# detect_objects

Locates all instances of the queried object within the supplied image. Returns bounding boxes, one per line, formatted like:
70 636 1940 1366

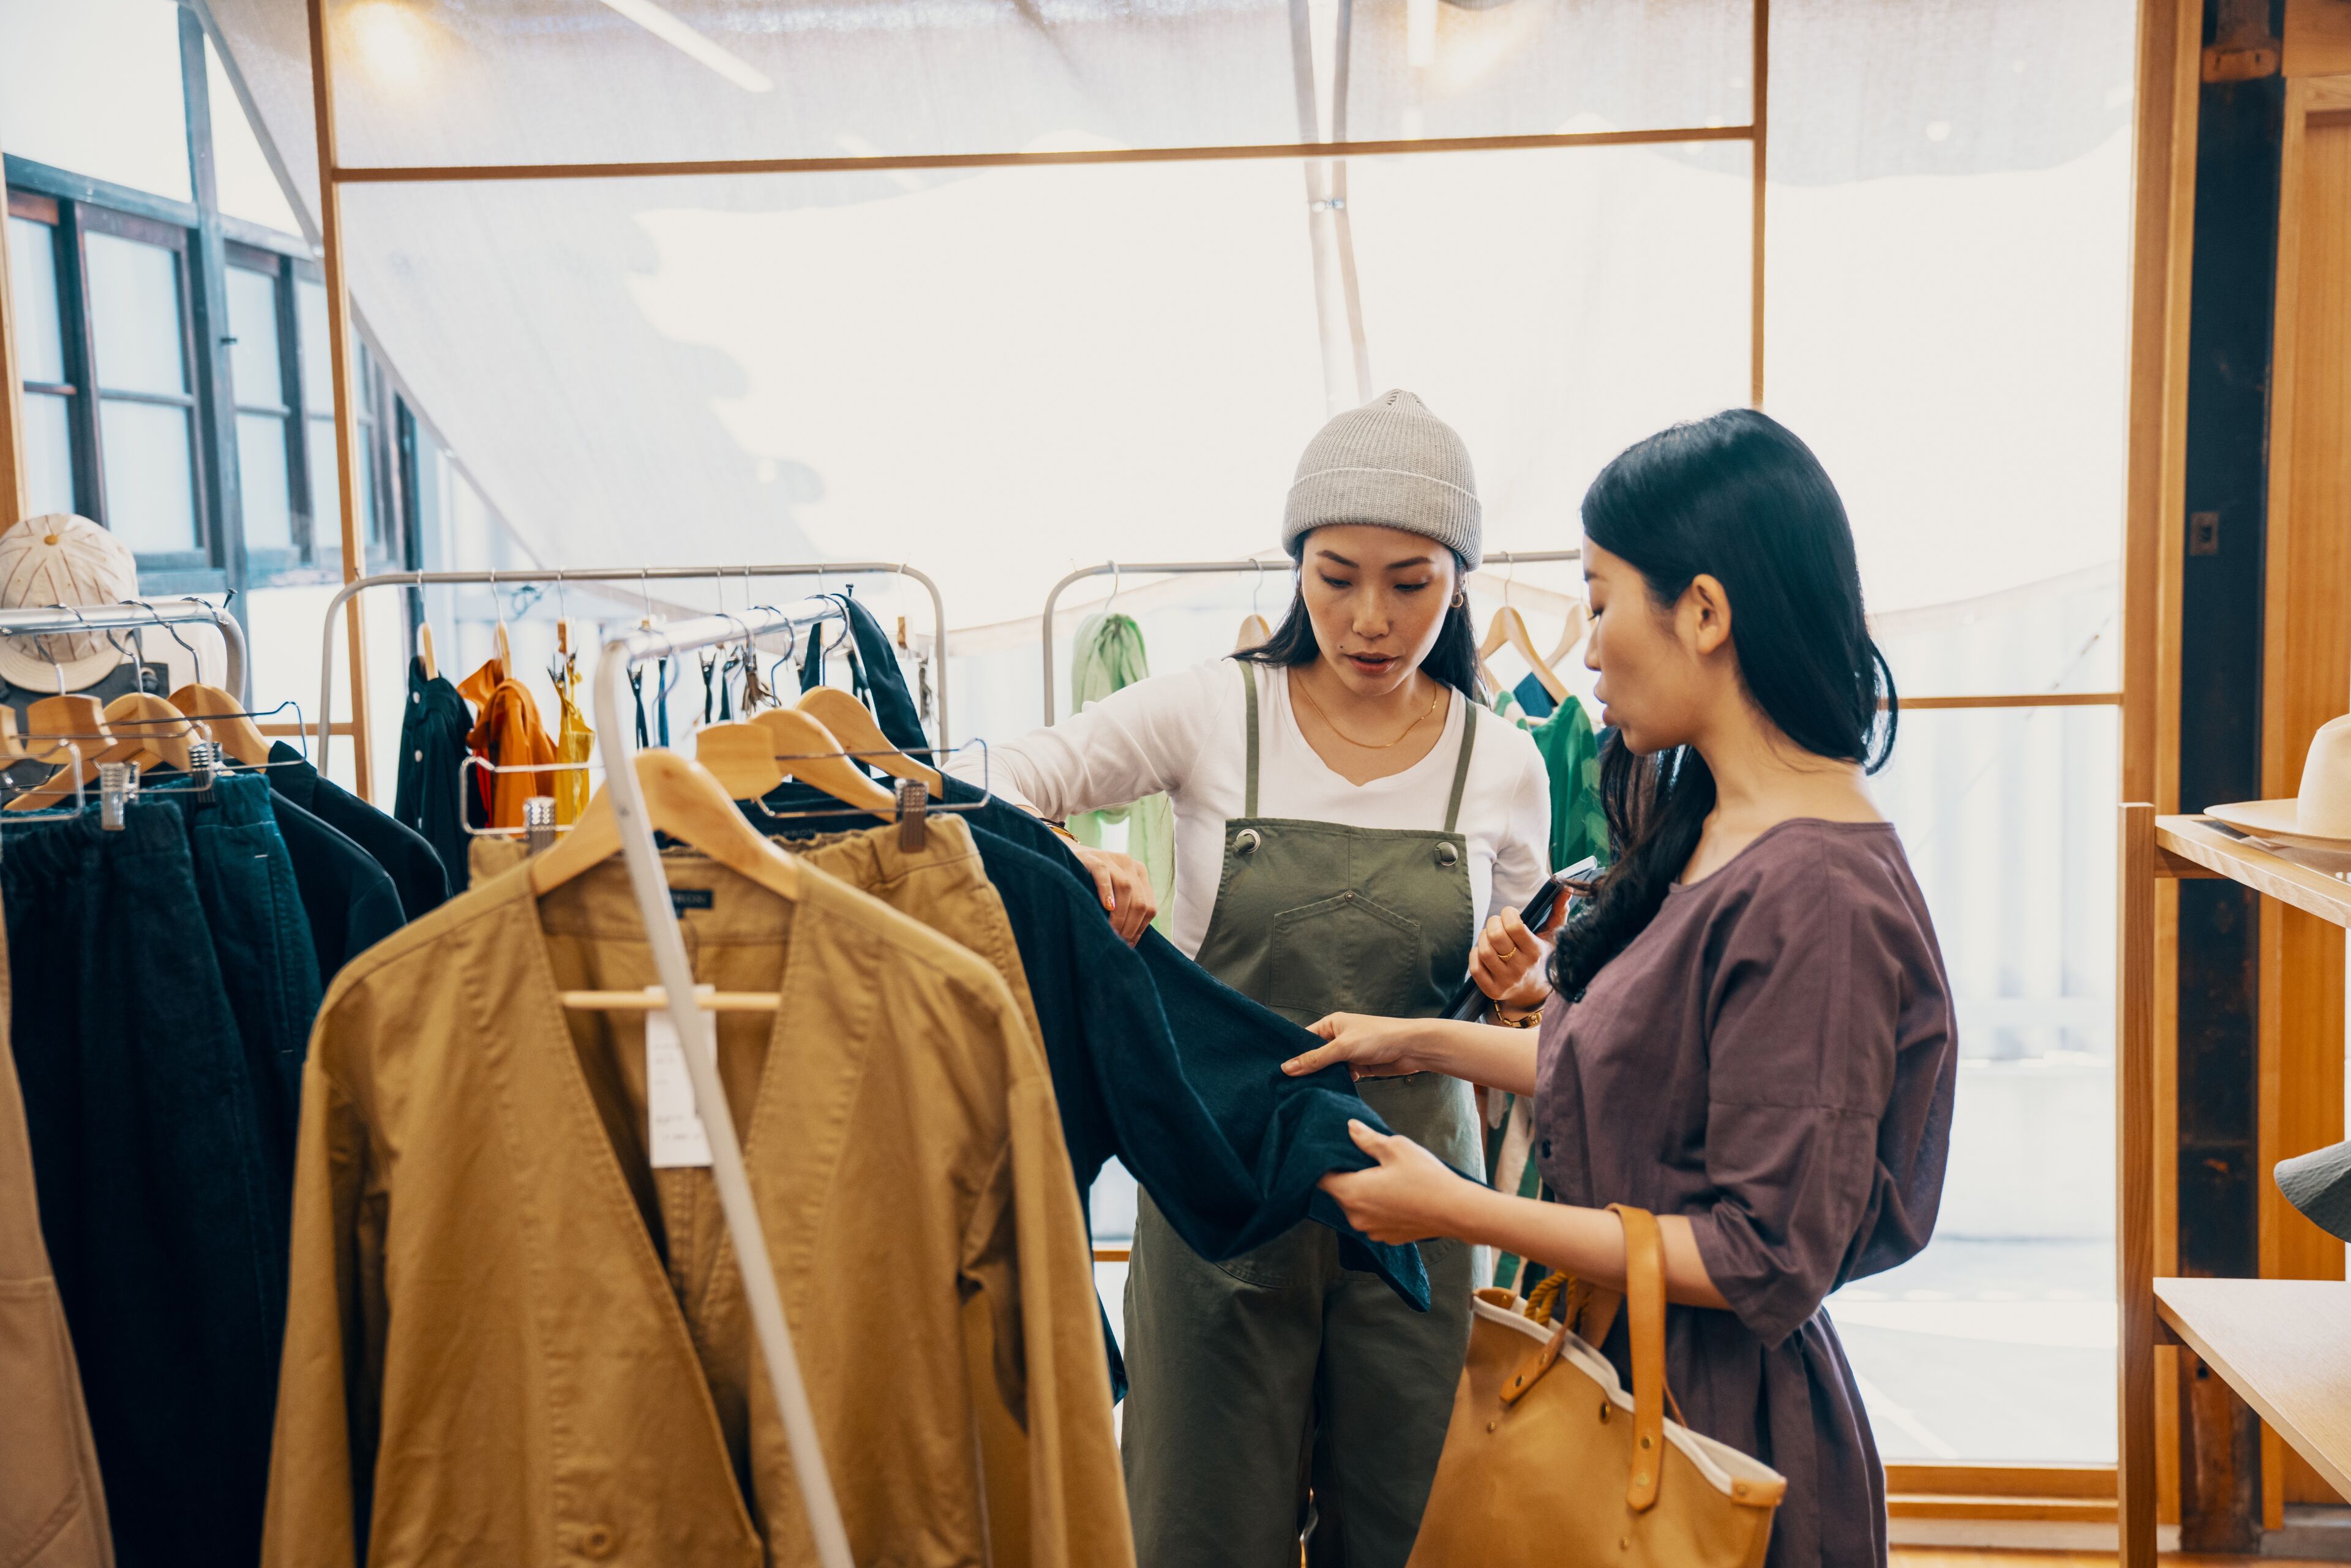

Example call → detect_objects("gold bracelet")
1490 1001 1544 1029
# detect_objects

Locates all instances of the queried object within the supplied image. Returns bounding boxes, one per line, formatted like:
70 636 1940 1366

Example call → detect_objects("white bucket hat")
0 515 141 692
2207 713 2351 850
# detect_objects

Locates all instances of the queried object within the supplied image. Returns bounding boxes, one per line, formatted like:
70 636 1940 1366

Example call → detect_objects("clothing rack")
0 598 249 701
586 596 860 1568
1038 549 1583 721
313 562 953 780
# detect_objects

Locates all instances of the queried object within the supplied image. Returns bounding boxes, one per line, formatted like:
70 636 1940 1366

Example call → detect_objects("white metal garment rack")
0 598 250 702
589 597 860 1568
312 562 954 774
1038 549 1583 721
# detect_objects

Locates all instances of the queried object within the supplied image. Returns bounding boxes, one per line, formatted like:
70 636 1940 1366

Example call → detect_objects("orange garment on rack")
456 658 557 830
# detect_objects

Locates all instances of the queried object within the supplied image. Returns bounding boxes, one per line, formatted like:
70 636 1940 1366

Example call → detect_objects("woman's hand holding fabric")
1283 1012 1437 1081
1317 1120 1475 1244
1070 844 1157 943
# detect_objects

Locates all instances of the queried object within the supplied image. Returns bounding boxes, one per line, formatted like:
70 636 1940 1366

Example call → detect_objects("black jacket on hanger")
268 788 405 985
266 741 449 920
392 655 474 893
756 787 1431 1296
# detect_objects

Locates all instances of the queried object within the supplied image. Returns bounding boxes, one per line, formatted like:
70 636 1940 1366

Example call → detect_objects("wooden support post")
306 0 375 800
1749 0 1768 408
2257 67 2351 1521
2119 803 2160 1568
0 128 24 529
2122 0 2204 1528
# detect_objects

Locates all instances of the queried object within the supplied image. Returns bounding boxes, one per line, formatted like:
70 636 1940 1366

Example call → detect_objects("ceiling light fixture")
594 0 773 93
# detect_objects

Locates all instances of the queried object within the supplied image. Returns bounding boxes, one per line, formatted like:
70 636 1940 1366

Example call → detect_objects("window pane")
99 399 200 553
237 412 294 550
7 217 66 385
1832 702 2120 1463
307 415 372 542
20 392 75 517
84 231 188 396
225 265 286 409
297 277 333 415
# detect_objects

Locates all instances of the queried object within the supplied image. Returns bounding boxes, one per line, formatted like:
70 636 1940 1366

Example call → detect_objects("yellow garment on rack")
261 842 1125 1568
457 657 558 830
463 816 1127 1568
551 658 593 825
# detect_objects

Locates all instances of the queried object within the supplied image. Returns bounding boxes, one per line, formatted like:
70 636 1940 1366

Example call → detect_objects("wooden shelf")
2154 814 2351 928
2153 1277 2351 1502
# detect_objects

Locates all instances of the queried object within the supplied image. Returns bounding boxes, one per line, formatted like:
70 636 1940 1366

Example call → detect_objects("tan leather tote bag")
1406 1204 1787 1568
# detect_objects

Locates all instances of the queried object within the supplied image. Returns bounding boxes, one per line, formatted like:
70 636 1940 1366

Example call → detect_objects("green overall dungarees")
1123 662 1482 1568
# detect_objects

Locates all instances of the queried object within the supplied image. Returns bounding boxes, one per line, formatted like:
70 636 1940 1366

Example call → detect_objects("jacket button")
577 1524 618 1559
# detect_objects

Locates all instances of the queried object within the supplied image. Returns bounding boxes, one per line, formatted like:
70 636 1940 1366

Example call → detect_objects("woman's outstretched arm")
1319 1120 1733 1311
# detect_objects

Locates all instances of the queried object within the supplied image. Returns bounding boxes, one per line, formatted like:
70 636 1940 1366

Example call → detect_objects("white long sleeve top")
956 658 1552 961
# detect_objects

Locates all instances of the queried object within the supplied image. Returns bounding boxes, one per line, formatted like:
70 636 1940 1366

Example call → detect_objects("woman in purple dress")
1284 408 1957 1568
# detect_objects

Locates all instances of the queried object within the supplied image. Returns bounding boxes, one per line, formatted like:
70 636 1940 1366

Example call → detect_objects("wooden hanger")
695 722 783 801
2 692 110 809
1234 612 1273 653
532 750 799 1013
748 708 899 813
1544 600 1591 670
417 618 438 682
168 683 274 768
795 685 942 794
1477 604 1570 705
493 616 514 678
6 693 196 812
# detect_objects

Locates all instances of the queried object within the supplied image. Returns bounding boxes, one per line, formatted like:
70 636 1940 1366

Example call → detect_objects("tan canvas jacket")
0 920 114 1568
262 840 1122 1567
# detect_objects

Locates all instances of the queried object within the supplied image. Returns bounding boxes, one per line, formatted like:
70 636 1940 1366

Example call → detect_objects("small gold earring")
1451 591 1466 609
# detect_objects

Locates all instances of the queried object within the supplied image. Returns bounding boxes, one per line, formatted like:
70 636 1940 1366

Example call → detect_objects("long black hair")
1237 549 1485 701
1551 408 1895 997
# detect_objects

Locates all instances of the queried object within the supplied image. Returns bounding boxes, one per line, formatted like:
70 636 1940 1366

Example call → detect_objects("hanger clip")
895 777 929 852
99 760 140 831
525 795 558 856
186 738 217 792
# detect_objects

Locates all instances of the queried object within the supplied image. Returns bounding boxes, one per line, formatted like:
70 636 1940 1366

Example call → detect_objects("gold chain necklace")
1291 670 1444 751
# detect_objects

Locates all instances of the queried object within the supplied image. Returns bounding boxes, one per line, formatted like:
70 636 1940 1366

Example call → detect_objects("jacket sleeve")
261 1054 385 1568
943 660 1227 820
958 985 1131 1568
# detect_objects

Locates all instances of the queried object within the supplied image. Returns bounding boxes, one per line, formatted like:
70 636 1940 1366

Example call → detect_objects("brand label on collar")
668 887 714 914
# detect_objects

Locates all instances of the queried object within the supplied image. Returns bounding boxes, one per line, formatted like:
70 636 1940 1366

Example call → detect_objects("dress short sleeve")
1683 841 1951 1348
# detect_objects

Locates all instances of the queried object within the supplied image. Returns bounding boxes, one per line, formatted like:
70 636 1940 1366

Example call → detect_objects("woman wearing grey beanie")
969 390 1553 1568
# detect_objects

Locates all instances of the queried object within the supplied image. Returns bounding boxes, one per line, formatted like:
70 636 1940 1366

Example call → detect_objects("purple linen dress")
1534 820 1957 1568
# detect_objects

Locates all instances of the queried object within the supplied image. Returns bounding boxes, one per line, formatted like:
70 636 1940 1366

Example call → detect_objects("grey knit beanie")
1282 389 1482 569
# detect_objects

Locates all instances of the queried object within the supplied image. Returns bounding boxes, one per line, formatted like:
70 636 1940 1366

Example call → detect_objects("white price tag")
645 986 714 1169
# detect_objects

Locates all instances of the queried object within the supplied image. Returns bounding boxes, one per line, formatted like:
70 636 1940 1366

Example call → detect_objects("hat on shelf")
2276 1138 2351 1244
2205 713 2351 850
0 514 141 693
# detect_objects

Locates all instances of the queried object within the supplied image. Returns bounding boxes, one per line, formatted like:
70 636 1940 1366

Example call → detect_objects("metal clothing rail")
0 598 248 701
1038 549 1583 721
313 562 951 775
590 597 857 1568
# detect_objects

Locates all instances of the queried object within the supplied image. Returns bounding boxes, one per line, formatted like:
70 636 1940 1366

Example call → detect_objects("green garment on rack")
1067 612 1176 933
1490 687 1608 874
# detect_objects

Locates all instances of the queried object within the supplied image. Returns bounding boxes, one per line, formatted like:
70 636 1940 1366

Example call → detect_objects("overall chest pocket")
1268 890 1424 1021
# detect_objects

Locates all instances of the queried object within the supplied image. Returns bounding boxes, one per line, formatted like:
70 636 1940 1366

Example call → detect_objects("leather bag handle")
1610 1202 1668 1513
